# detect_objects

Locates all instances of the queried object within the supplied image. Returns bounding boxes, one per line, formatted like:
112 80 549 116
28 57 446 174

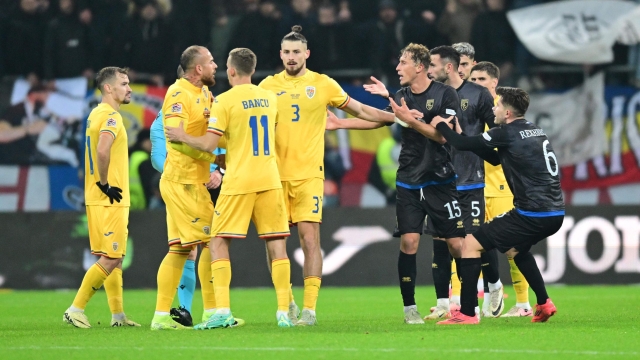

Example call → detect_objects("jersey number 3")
249 115 270 156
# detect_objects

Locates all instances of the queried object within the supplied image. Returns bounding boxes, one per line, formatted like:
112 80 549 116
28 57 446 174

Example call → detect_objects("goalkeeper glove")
96 182 123 204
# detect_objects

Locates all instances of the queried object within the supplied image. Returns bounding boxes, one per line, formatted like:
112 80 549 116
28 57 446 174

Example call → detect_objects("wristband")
218 168 226 175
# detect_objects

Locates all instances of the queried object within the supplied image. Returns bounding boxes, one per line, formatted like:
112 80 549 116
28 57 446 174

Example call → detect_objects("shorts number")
292 104 300 122
444 200 461 219
543 140 558 176
86 136 94 175
249 115 270 156
312 196 320 213
471 201 480 217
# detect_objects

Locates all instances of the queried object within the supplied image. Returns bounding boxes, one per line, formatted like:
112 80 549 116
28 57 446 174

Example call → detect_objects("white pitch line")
2 346 638 356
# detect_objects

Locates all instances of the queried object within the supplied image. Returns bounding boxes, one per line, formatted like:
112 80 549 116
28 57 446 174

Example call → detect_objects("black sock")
458 258 482 317
481 249 500 284
432 240 452 299
514 251 549 305
398 251 417 306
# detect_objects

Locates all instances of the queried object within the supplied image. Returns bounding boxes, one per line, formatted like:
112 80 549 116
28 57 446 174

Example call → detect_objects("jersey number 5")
249 115 270 156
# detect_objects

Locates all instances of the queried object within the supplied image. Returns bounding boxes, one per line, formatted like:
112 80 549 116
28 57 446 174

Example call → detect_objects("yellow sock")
104 267 123 314
155 246 189 312
450 260 461 297
211 259 231 309
289 284 295 304
72 262 110 310
508 257 530 304
272 259 291 312
198 245 216 309
302 276 321 311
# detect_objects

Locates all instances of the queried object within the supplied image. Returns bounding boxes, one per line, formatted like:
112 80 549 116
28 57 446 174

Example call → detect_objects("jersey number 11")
249 115 270 156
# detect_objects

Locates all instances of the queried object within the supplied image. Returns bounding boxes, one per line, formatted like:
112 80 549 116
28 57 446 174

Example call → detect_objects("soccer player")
165 48 295 328
63 67 140 328
148 65 229 326
424 46 504 319
326 43 467 324
150 46 225 330
259 26 405 325
470 61 533 317
423 87 563 325
452 42 477 82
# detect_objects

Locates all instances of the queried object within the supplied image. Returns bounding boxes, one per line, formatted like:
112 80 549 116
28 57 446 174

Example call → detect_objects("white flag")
527 72 606 166
507 0 638 64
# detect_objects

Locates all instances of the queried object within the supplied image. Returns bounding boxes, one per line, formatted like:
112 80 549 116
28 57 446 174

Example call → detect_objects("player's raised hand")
325 109 341 130
363 76 390 98
165 121 186 142
389 97 415 128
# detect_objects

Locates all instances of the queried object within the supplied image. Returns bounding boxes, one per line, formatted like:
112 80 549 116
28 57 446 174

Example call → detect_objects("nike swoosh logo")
492 297 503 317
104 232 114 236
191 218 200 223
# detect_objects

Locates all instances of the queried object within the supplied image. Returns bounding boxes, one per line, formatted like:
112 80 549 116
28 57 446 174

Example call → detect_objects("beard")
202 73 216 87
432 72 448 83
285 63 304 76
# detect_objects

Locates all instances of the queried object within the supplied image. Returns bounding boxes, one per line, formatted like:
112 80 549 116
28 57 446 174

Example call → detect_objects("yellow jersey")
84 103 130 207
162 78 211 184
484 96 512 198
259 70 350 181
207 84 280 195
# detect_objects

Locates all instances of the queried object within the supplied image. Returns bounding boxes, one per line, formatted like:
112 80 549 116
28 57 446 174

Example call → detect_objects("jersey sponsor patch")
306 86 316 99
106 118 117 127
482 132 492 141
171 103 182 113
445 108 456 116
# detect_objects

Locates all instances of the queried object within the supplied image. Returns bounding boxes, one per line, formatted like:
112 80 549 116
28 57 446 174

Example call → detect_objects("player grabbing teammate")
259 26 402 325
424 46 504 319
166 48 295 328
327 43 468 324
151 46 233 330
427 87 563 324
63 67 140 328
469 61 533 316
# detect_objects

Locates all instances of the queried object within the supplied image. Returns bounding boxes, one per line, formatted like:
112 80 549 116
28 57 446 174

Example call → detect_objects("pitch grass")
1 286 639 360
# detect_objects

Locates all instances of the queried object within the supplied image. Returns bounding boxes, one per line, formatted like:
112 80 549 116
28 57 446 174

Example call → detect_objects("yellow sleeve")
258 76 273 89
98 112 122 139
325 76 350 109
170 142 217 163
218 135 227 149
207 97 228 136
163 91 190 127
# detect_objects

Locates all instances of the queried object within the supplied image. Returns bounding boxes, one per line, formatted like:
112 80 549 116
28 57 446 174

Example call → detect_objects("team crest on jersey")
203 107 210 119
171 103 182 113
203 226 210 235
426 99 434 110
461 99 469 111
112 242 118 251
106 118 117 127
306 86 316 99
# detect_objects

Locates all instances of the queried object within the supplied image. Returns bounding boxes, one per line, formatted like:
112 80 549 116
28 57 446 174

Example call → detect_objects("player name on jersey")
242 99 270 109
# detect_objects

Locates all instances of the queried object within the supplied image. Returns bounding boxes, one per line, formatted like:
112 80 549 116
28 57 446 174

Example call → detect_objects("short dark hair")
176 65 184 78
496 87 529 117
400 43 430 67
282 25 307 44
452 42 475 60
430 45 460 70
471 61 500 79
180 45 206 71
228 48 257 76
96 67 129 93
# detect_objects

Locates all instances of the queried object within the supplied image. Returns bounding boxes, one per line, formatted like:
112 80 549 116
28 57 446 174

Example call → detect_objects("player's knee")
446 237 463 258
299 232 319 250
400 234 420 254
505 248 519 259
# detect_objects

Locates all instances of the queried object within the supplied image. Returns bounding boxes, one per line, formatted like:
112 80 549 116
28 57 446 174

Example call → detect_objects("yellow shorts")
161 178 213 247
282 178 323 224
86 205 129 258
212 188 290 239
485 196 514 222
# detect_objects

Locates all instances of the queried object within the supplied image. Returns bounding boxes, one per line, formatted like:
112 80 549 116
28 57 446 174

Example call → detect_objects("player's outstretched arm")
169 142 217 163
165 120 220 153
363 76 390 99
325 109 386 130
342 98 395 123
432 118 500 166
389 97 445 144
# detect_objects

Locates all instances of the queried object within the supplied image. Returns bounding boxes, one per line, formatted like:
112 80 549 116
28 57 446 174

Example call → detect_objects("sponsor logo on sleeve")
106 118 117 127
171 103 182 113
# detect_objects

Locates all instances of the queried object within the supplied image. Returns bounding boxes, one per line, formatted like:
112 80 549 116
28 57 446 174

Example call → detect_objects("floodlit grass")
1 286 639 359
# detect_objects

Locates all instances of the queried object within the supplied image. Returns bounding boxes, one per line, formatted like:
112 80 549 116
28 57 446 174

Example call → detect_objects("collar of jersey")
177 78 203 94
281 69 310 83
98 102 117 113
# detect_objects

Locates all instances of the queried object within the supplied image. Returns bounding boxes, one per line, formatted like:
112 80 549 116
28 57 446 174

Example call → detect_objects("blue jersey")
150 110 224 173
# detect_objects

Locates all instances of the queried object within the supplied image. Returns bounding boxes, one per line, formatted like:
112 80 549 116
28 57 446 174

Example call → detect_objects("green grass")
1 285 639 359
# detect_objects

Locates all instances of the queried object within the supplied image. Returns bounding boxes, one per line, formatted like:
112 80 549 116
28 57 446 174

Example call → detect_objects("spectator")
0 85 49 164
129 129 154 210
306 1 354 71
2 0 46 83
43 0 94 80
169 0 211 58
470 0 516 81
228 0 280 71
112 0 172 86
278 0 317 37
437 0 483 44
